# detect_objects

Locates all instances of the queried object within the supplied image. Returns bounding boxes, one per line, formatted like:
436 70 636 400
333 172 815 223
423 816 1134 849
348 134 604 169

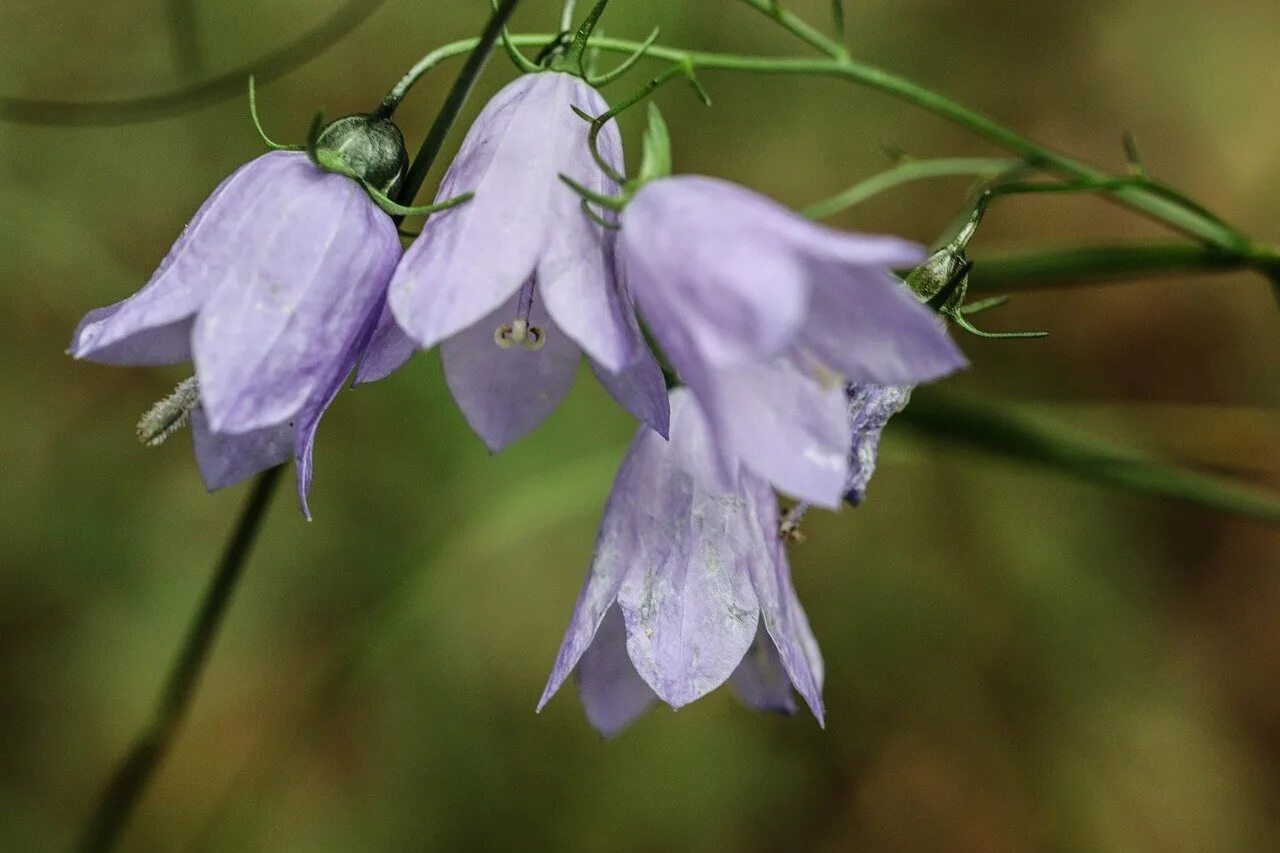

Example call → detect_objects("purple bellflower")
357 71 669 450
617 175 967 508
539 389 824 736
69 149 401 516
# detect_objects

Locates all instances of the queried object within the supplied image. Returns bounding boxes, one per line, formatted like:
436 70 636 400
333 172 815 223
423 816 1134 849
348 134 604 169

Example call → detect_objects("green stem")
0 0 391 126
393 0 524 208
966 243 1280 292
737 0 848 59
898 392 1280 526
383 33 1251 254
76 466 283 852
803 157 1023 219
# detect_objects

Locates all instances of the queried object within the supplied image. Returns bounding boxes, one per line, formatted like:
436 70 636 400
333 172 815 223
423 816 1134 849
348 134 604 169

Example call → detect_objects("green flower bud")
313 114 409 196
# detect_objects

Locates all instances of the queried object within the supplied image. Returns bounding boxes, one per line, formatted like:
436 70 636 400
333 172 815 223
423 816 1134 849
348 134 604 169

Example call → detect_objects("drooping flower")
843 382 913 505
539 389 824 736
69 145 402 516
357 71 669 449
617 175 967 508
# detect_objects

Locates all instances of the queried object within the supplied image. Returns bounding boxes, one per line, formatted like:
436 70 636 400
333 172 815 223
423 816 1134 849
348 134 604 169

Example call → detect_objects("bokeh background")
2 0 1279 849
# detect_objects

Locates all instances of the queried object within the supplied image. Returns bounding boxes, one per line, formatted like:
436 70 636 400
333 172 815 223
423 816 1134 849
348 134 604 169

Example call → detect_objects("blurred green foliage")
1 0 1278 850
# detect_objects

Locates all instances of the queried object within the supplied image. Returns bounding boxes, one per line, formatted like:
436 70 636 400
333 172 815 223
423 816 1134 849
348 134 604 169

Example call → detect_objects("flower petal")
539 412 683 710
389 73 603 350
194 154 399 434
575 605 658 737
615 390 762 708
292 295 387 519
190 407 293 492
844 382 913 505
728 625 797 716
440 284 581 452
69 153 278 365
354 303 420 384
623 176 809 369
802 265 967 385
742 474 825 725
698 356 852 508
539 89 637 373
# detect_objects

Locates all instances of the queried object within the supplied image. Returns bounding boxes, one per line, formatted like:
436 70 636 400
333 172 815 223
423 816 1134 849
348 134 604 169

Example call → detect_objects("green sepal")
589 27 661 87
365 187 474 219
558 174 626 211
638 103 673 184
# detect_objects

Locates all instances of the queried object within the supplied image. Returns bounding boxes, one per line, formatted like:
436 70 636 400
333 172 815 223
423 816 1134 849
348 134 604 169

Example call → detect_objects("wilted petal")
389 73 603 350
440 285 581 452
69 154 276 366
190 407 293 492
615 390 762 708
844 383 913 505
802 263 967 385
700 357 851 508
575 605 658 737
742 475 825 724
539 413 684 709
729 626 797 715
623 177 809 368
355 303 420 384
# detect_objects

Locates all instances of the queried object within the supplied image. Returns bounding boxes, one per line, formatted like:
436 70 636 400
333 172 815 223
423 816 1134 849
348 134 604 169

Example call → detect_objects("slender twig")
0 0 390 125
76 466 284 852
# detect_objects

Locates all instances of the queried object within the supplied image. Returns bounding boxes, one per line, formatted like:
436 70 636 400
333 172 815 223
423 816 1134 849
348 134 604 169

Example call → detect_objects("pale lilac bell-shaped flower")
618 175 968 508
539 389 825 736
69 150 400 515
358 72 669 450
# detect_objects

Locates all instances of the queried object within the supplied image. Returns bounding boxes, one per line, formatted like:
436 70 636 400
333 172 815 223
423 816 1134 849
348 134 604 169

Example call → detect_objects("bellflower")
358 71 669 450
618 175 967 508
69 149 401 515
539 389 824 736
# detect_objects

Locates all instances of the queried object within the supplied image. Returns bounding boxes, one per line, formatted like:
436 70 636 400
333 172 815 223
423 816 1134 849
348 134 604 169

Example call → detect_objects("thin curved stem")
803 157 1023 219
736 0 848 59
76 466 283 852
0 0 391 126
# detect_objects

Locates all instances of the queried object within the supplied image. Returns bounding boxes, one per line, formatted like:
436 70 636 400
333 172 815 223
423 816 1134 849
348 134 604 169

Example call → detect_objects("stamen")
493 281 547 351
779 503 810 543
137 377 199 447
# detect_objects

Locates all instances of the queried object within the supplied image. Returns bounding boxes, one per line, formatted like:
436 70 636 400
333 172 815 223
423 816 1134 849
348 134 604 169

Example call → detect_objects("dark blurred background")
2 1 1278 849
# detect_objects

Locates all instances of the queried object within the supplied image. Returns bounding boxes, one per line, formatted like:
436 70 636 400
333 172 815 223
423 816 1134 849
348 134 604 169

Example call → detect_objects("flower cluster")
71 68 964 733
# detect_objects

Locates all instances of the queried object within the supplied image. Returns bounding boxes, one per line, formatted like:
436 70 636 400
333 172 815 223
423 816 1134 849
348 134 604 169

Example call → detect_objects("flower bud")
313 114 409 195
